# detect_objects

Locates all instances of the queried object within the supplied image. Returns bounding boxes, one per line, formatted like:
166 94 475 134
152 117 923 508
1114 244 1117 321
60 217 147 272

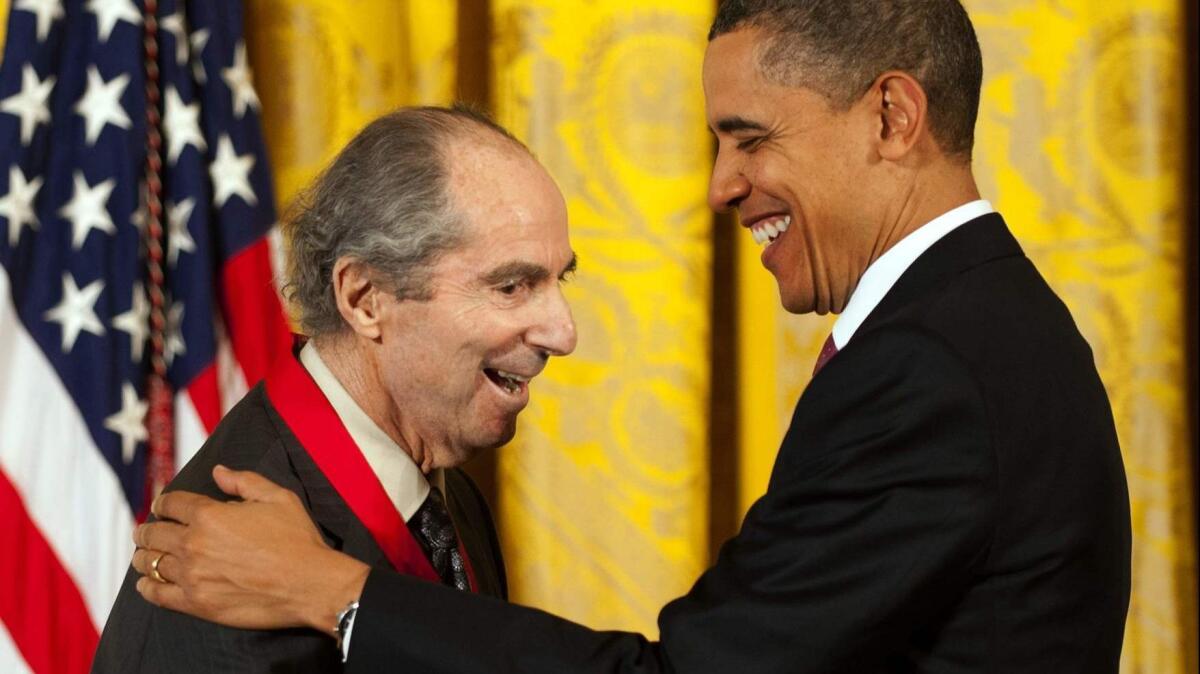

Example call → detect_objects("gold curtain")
964 1 1197 670
737 2 1196 671
244 0 457 211
490 0 714 634
740 2 1197 669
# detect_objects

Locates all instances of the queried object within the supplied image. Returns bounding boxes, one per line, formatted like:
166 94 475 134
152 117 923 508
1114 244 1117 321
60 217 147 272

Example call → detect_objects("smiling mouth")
747 214 791 246
483 368 529 396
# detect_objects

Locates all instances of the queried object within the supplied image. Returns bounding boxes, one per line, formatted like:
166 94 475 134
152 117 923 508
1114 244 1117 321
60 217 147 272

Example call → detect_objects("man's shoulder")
168 384 292 498
857 234 1091 382
92 385 345 673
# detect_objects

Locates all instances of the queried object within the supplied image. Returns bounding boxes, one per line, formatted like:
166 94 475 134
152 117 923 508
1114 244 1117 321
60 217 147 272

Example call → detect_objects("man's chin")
779 285 844 317
780 290 818 316
490 421 518 449
453 420 518 466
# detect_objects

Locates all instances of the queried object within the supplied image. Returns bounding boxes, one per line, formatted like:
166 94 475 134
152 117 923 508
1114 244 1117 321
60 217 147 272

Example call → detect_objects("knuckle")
190 586 210 609
180 532 204 558
192 500 212 521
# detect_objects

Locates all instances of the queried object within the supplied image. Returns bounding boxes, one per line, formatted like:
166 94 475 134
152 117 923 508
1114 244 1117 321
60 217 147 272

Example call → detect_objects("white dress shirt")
830 200 995 349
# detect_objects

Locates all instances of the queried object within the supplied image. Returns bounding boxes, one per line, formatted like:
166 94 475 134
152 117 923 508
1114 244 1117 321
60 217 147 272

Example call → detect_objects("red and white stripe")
0 234 289 673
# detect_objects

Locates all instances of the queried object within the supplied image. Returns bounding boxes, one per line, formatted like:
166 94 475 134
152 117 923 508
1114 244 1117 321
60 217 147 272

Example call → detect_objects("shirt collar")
831 199 995 349
299 342 433 521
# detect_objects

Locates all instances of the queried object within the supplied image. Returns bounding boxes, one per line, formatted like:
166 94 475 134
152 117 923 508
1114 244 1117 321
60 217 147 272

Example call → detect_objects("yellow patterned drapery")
490 0 714 635
243 0 456 212
738 2 1196 671
967 1 1196 671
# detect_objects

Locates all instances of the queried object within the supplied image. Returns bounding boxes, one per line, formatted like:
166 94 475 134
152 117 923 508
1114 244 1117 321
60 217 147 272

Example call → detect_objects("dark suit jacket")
343 214 1131 673
91 383 507 673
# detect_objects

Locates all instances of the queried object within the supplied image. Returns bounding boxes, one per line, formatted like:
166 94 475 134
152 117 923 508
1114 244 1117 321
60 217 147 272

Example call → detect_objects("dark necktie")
813 334 839 376
407 486 471 591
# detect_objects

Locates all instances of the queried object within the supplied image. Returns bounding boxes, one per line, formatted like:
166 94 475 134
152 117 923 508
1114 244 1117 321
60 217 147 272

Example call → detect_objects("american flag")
0 0 290 671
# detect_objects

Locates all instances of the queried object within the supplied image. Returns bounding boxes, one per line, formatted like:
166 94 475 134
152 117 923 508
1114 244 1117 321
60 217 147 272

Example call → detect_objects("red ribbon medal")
264 351 478 591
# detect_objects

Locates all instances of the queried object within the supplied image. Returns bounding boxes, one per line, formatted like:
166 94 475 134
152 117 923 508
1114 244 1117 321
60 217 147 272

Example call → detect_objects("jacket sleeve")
347 327 997 673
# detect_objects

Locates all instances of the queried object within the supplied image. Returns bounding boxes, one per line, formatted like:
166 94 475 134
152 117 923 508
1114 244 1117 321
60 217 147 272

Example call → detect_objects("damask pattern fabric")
491 0 715 636
736 1 1196 671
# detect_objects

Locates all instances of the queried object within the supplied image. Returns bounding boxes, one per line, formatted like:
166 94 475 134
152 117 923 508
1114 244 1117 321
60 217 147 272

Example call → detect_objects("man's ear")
331 257 384 340
871 71 927 161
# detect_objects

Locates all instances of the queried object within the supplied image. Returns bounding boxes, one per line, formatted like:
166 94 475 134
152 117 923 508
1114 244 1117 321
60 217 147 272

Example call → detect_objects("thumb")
212 464 290 503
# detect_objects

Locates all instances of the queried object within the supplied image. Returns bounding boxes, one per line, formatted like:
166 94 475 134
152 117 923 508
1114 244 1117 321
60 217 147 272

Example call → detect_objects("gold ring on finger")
150 552 168 583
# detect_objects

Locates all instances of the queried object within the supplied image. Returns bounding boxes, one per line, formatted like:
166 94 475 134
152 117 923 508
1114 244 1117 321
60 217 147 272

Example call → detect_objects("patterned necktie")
813 334 839 376
407 486 471 591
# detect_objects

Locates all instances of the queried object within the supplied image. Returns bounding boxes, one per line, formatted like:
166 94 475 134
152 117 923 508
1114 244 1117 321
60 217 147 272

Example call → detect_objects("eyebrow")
714 116 769 134
478 252 578 286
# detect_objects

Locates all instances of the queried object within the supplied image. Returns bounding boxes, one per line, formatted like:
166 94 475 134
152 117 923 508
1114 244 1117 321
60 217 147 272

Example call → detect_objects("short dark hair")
709 0 982 159
285 105 528 336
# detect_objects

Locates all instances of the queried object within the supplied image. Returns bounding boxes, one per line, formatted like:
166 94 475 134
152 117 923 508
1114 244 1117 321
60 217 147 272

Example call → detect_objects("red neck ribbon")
264 351 477 592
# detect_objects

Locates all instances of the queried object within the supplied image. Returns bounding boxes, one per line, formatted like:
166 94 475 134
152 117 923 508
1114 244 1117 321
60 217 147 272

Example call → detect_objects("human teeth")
749 215 791 247
489 369 528 394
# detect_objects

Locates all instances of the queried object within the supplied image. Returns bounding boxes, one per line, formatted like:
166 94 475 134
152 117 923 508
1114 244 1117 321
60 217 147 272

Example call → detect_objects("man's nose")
529 286 577 357
708 153 750 213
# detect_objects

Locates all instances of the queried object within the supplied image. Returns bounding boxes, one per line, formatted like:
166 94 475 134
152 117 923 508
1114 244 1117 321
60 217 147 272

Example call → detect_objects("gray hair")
709 0 983 159
284 105 525 336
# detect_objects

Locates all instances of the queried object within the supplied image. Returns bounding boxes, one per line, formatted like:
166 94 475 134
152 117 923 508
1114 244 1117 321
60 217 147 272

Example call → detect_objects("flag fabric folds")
0 1 289 671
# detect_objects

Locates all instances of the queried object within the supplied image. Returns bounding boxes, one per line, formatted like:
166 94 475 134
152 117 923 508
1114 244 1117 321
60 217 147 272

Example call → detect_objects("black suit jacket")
343 214 1131 673
91 384 507 673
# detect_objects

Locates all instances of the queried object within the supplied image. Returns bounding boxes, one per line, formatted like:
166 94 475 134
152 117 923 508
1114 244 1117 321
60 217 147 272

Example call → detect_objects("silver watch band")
334 600 360 662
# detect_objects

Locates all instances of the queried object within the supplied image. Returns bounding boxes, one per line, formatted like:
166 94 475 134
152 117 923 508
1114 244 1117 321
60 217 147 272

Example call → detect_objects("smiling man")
91 106 577 672
124 1 1130 672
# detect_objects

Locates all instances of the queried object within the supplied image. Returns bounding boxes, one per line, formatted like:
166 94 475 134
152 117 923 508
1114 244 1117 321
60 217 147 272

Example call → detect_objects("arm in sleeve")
347 328 997 674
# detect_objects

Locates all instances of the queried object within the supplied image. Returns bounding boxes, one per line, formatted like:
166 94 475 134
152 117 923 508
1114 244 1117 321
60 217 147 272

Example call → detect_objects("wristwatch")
334 600 359 661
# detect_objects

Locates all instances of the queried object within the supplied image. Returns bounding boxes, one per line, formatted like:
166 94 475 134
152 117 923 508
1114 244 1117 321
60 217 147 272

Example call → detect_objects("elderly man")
90 106 577 671
128 1 1131 672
